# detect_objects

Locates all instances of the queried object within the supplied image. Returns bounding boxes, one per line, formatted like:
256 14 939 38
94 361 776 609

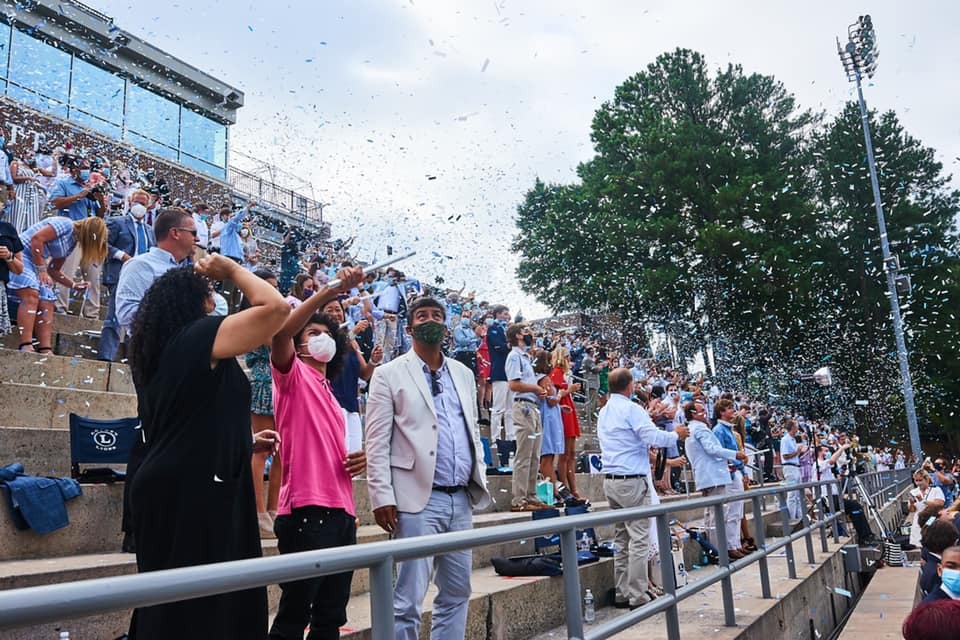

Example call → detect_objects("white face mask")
304 333 336 363
130 203 147 220
240 229 250 238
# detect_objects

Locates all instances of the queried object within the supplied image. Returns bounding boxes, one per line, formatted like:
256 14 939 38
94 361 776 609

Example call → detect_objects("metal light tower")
837 15 922 458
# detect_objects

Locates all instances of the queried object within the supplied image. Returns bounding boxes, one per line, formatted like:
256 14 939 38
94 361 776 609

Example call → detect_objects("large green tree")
515 48 822 375
514 48 960 442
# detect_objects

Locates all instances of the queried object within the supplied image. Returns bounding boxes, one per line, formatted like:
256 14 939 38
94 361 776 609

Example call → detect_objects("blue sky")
91 0 960 318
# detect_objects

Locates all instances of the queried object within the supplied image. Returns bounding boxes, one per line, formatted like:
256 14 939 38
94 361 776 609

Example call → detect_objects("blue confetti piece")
247 25 254 32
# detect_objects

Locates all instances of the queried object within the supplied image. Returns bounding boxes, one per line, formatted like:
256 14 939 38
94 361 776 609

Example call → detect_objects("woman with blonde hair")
8 216 107 352
549 347 587 505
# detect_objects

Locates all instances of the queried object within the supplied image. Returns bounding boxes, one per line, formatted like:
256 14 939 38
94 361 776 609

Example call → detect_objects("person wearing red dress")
476 315 493 410
550 348 586 502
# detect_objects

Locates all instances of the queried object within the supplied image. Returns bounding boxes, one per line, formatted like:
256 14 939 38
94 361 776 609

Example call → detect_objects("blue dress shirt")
48 177 99 221
115 247 184 332
417 355 473 487
219 205 251 260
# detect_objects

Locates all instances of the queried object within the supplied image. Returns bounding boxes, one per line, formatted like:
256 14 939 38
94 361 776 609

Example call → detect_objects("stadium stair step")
0 381 138 429
0 347 132 393
0 506 619 640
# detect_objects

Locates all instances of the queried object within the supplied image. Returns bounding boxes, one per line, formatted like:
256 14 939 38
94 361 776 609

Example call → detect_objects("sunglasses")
174 227 198 237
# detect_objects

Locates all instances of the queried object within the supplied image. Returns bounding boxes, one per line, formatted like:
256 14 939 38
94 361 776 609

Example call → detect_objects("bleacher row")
0 311 858 639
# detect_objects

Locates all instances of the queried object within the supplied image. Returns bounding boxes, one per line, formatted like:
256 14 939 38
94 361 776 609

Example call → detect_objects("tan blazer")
365 350 491 514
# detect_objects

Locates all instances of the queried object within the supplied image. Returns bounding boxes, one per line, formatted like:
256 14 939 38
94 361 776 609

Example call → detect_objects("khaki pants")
57 245 101 319
604 476 653 606
510 400 541 506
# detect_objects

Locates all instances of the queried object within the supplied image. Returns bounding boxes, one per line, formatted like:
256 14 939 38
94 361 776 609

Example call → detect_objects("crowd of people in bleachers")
4 132 959 637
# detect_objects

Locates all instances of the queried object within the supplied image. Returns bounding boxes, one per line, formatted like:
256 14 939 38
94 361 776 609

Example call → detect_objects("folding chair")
68 413 140 482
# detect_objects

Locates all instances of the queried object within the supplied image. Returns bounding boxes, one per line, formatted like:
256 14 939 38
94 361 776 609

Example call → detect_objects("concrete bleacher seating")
0 324 797 640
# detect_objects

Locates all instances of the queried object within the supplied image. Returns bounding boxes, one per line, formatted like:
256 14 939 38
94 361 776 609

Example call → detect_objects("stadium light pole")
837 15 921 459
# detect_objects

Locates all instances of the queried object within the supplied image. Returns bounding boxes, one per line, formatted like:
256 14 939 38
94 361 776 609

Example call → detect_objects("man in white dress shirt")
598 368 689 608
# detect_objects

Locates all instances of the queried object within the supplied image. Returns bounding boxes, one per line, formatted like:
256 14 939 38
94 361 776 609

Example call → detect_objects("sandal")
36 347 53 354
18 342 35 352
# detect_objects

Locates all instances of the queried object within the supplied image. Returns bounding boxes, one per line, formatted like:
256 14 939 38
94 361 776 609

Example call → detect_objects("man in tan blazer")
366 296 491 640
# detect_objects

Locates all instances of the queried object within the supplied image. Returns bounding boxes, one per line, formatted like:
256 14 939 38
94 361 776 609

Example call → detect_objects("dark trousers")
98 283 120 362
763 449 774 478
454 351 477 376
825 494 873 540
269 506 356 640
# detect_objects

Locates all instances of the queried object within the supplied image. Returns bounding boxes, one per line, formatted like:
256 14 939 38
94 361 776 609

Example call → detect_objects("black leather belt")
605 474 645 480
514 397 537 405
432 485 467 494
782 463 799 467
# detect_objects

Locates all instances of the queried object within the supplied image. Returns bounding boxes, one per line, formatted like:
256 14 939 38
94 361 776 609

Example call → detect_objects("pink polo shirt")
272 356 354 517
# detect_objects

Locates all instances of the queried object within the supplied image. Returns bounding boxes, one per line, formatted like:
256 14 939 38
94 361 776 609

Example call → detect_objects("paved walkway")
839 565 917 640
532 537 898 640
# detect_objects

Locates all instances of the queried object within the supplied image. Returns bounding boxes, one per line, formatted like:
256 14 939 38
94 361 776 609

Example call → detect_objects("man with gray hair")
598 368 689 608
683 400 747 551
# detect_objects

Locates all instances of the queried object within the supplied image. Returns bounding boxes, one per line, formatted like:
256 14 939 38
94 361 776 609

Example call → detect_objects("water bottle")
579 531 590 551
583 588 596 624
58 632 69 639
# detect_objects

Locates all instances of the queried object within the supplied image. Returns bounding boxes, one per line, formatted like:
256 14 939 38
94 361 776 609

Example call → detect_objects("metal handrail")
0 470 913 640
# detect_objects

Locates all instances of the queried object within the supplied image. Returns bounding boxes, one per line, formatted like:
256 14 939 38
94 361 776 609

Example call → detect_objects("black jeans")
824 494 873 540
269 506 357 640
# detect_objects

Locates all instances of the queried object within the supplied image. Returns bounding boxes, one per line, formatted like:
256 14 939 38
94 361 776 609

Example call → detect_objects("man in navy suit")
487 305 514 466
97 203 155 361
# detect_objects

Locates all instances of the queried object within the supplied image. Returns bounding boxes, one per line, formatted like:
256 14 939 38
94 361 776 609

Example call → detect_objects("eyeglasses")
429 370 443 397
174 227 198 237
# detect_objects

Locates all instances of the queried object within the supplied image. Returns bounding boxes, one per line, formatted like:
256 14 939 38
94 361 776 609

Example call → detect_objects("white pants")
490 381 514 440
725 470 745 550
56 245 101 318
702 484 728 548
783 464 803 520
374 314 398 363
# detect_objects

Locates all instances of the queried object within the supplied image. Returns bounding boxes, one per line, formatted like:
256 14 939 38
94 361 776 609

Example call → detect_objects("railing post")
655 513 682 639
814 485 829 553
560 528 584 640
751 495 772 599
777 491 798 579
369 557 395 640
711 504 736 627
799 483 816 565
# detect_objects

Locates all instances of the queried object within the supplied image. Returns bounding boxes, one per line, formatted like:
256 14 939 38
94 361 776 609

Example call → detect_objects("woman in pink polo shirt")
269 266 366 640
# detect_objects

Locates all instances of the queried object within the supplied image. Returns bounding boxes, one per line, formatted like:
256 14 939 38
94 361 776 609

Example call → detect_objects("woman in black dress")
127 254 290 640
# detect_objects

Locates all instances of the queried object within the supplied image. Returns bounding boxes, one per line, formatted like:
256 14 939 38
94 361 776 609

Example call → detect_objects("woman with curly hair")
8 216 106 352
126 254 290 640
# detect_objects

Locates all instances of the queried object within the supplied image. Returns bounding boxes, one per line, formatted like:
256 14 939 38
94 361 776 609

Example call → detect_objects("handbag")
491 554 563 577
883 540 905 567
536 479 554 506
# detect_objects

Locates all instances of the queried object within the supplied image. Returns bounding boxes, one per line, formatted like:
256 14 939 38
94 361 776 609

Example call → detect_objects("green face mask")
412 320 446 346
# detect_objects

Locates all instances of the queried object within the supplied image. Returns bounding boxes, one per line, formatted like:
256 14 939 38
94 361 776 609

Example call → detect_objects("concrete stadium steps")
335 561 616 640
2 313 106 358
0 482 792 639
0 382 138 429
839 565 919 640
0 347 133 393
0 508 620 640
0 427 73 478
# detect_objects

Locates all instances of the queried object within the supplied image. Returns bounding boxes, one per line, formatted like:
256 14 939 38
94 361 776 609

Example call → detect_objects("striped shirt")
20 216 76 262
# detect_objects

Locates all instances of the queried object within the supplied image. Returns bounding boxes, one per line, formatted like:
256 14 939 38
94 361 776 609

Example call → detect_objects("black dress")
129 316 267 639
